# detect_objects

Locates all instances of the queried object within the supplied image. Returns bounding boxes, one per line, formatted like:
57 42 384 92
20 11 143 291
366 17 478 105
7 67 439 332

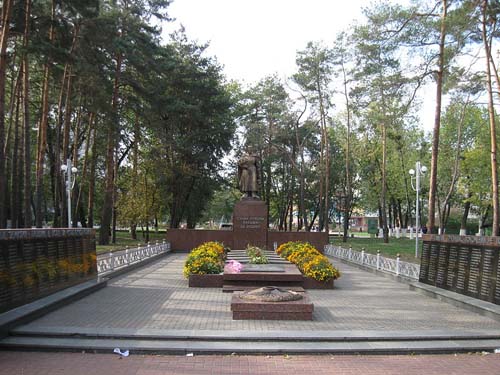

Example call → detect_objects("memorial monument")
233 152 268 249
166 150 328 251
237 152 260 199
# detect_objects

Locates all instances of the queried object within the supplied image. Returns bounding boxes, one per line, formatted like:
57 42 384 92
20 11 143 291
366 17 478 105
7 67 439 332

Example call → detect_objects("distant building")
349 215 378 232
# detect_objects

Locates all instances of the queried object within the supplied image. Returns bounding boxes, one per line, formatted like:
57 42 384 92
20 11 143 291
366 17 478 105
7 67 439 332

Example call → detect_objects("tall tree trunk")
460 197 471 235
22 0 32 228
317 75 329 233
342 60 352 242
318 122 325 231
5 58 21 228
35 0 56 228
289 170 294 231
0 0 14 228
74 112 94 229
130 113 140 239
381 120 389 243
87 119 97 228
292 95 308 231
438 98 467 232
99 52 122 244
112 147 118 242
54 67 68 228
10 87 21 227
57 25 80 228
427 0 447 234
69 103 83 227
482 0 499 236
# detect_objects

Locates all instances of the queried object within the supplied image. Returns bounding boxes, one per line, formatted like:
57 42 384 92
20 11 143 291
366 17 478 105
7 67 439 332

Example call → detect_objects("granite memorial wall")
0 228 97 313
420 234 500 305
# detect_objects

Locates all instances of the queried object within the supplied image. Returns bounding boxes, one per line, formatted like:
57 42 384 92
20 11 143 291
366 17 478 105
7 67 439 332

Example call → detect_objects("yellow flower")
276 241 340 282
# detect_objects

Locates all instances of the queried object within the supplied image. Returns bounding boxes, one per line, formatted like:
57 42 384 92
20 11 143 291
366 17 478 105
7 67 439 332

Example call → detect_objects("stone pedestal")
231 293 313 320
233 198 268 249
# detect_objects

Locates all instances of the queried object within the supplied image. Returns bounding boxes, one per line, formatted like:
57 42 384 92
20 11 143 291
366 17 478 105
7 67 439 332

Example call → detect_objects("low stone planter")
188 274 224 288
302 277 334 289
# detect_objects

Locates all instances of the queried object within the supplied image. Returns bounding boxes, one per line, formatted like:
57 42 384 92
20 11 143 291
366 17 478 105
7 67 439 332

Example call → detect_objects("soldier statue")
237 152 260 199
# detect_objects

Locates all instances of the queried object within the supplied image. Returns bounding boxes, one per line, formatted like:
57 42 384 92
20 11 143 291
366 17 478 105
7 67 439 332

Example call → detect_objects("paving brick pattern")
18 253 499 332
1 351 500 375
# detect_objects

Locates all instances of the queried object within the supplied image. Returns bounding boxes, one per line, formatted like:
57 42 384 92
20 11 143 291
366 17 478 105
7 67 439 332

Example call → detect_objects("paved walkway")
1 351 500 375
16 253 499 333
4 253 500 373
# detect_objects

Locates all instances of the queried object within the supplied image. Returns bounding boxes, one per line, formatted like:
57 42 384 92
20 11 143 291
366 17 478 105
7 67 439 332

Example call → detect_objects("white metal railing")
324 244 420 280
97 240 171 275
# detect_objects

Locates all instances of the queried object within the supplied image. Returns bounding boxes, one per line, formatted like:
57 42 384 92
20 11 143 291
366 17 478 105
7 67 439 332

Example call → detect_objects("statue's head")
244 144 258 157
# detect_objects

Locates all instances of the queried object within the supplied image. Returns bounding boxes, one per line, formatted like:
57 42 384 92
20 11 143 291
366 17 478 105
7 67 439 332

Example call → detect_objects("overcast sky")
163 0 434 132
164 0 368 83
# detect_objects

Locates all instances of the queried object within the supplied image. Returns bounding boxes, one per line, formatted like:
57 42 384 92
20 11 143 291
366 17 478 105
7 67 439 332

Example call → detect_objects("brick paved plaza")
15 253 500 332
1 351 500 375
2 252 500 374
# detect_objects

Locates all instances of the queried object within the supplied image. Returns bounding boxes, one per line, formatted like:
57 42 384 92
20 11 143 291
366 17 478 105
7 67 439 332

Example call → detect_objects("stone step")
223 280 304 289
10 326 500 342
227 259 288 265
228 250 279 256
2 335 500 354
229 257 284 260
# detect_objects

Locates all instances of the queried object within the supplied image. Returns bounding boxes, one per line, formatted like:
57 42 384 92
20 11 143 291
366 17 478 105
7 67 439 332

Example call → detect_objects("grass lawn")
329 236 422 264
95 230 166 255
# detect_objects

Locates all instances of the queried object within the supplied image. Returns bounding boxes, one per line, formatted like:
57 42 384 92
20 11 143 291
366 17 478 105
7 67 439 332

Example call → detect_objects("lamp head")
71 167 78 174
409 169 415 176
61 164 68 172
421 165 428 173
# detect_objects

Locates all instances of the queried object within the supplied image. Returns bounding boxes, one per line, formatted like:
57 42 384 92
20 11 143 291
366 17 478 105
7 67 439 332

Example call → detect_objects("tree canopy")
1 0 500 241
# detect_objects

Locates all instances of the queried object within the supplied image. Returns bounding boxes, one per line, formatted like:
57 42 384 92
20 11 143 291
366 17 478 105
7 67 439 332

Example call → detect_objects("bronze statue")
238 153 260 198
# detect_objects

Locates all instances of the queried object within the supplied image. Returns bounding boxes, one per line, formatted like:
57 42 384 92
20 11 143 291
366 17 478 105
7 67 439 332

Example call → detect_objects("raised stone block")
231 292 313 320
188 274 223 288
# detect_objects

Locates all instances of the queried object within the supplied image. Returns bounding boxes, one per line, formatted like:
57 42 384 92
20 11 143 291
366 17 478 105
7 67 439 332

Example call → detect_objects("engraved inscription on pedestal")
236 216 266 230
232 199 268 249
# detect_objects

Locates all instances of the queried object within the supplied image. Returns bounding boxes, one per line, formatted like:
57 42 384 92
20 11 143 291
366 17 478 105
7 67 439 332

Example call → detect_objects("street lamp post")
409 161 427 258
61 159 77 228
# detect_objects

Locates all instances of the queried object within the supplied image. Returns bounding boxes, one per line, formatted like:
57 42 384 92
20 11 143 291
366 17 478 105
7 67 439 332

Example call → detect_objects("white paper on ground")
113 348 130 357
